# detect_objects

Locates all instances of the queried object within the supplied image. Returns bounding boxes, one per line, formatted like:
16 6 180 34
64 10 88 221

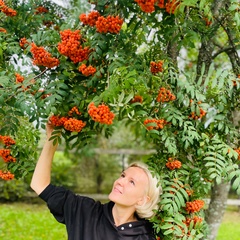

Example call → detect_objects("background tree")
0 0 239 239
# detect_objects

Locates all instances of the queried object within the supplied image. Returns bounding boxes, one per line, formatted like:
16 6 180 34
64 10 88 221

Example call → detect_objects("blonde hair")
126 162 162 219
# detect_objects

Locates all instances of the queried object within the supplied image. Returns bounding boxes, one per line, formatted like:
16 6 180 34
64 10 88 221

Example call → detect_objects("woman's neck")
112 203 137 226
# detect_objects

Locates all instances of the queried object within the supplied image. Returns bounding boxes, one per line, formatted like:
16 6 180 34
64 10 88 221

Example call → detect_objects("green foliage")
0 179 28 201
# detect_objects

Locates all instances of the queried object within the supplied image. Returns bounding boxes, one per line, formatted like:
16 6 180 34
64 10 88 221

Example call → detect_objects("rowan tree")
0 0 240 239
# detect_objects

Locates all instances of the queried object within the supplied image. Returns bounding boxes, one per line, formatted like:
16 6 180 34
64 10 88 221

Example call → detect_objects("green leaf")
163 228 174 235
160 223 174 230
232 176 240 190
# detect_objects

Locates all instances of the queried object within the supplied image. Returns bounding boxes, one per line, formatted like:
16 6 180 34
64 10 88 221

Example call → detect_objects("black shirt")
39 184 155 240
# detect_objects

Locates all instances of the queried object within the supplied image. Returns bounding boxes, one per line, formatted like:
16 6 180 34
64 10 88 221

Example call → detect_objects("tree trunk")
205 181 230 240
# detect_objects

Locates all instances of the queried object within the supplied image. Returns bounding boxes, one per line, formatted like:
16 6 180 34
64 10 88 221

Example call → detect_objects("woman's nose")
116 177 125 186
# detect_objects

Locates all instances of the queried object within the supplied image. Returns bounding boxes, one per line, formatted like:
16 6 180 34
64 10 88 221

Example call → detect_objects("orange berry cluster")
135 0 180 14
131 95 143 104
158 0 165 8
49 115 86 133
165 0 180 14
185 199 205 213
150 61 163 74
68 106 81 116
35 6 49 14
88 102 115 125
0 149 16 163
156 87 176 103
0 0 17 16
30 43 60 68
134 0 157 13
234 148 240 160
0 170 14 180
63 118 86 132
144 118 168 130
79 11 101 27
19 37 30 49
203 17 212 27
49 115 68 127
79 11 124 34
15 73 24 84
95 15 124 34
58 29 90 63
186 189 194 196
184 216 203 227
0 135 16 146
0 135 16 165
232 74 240 87
166 157 182 170
79 64 96 76
0 27 7 33
189 108 206 120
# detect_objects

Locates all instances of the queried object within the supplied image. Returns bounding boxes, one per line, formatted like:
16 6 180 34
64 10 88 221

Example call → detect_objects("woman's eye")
120 173 125 178
130 180 135 185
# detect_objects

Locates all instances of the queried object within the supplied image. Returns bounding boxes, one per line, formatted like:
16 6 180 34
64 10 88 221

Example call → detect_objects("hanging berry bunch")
232 74 240 87
95 15 124 34
165 0 180 14
88 102 115 125
188 100 206 120
135 0 180 14
144 118 168 130
15 73 24 84
189 108 206 120
234 147 240 160
19 38 30 49
79 64 96 76
79 11 101 27
183 216 203 228
49 106 86 133
30 43 60 68
156 87 176 103
34 6 49 14
58 29 90 64
185 199 205 213
165 157 182 170
0 0 17 16
131 95 143 104
63 118 86 132
0 170 14 180
0 27 7 33
80 11 124 34
134 0 157 13
150 61 163 74
0 135 16 180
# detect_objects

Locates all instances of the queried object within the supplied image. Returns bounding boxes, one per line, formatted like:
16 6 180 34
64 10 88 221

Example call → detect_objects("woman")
31 121 162 240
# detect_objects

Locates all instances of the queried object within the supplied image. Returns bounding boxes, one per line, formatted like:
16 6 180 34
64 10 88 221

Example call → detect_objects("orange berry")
88 102 115 125
0 170 14 180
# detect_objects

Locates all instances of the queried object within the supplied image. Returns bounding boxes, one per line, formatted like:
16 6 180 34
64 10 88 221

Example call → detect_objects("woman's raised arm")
30 121 58 195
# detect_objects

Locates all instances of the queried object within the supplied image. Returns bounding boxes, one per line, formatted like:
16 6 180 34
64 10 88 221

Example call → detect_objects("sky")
51 0 68 7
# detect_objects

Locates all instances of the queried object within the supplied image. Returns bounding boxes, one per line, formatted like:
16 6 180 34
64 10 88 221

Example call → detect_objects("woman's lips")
113 187 122 194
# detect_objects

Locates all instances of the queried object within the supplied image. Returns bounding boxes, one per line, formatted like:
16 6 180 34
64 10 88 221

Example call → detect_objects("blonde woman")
31 121 162 240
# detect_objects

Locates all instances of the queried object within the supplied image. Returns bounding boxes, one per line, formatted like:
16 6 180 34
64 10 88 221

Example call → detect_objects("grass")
0 203 67 240
0 202 239 239
216 206 240 240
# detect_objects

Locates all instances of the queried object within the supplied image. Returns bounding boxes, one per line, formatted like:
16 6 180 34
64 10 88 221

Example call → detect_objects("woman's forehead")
125 167 148 181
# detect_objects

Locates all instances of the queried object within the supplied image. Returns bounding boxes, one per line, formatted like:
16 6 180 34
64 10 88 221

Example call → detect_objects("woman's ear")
136 195 150 206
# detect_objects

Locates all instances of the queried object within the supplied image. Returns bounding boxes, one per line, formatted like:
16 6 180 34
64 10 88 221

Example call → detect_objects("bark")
205 181 231 240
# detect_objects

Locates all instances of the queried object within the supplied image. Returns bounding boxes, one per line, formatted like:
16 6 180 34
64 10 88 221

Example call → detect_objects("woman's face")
108 166 149 207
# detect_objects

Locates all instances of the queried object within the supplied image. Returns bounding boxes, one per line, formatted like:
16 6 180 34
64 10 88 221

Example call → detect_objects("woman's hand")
46 119 55 140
